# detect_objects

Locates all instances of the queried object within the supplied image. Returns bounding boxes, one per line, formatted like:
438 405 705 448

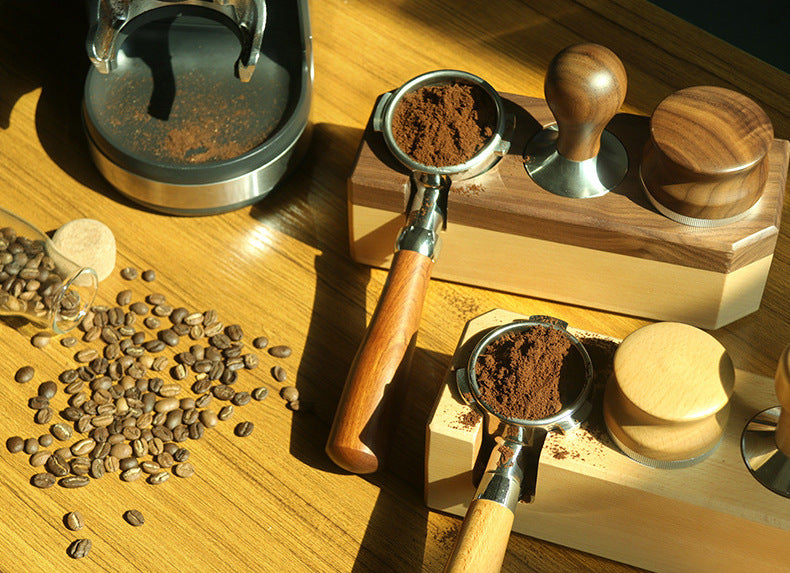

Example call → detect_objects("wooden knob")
774 345 790 456
603 322 735 467
544 43 627 162
641 86 773 224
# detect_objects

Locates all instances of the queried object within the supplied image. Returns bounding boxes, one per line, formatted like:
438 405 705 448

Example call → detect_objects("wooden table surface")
0 1 788 571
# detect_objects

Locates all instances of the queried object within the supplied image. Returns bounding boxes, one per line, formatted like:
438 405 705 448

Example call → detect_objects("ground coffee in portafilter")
391 83 496 167
474 324 585 421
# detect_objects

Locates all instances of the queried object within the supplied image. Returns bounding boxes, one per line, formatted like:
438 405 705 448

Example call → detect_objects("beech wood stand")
348 93 789 329
425 309 790 573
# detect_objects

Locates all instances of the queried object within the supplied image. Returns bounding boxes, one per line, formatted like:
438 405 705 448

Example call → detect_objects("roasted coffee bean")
67 539 92 559
129 301 148 315
272 365 287 382
7 436 24 453
223 344 243 359
194 393 212 409
225 357 245 372
207 361 224 381
205 347 222 362
268 345 292 358
104 456 120 473
61 336 78 348
29 450 51 467
148 471 170 485
202 309 218 326
119 457 139 471
61 407 82 422
158 328 179 347
243 353 259 370
124 509 145 526
71 438 96 457
83 325 101 342
280 386 299 403
172 425 188 442
191 379 211 395
24 438 39 455
183 312 203 326
155 451 175 468
30 332 52 348
182 408 199 426
90 458 105 479
151 356 169 372
235 421 254 437
38 434 54 448
116 289 132 306
75 348 99 363
204 321 224 337
146 293 166 305
31 472 56 488
15 365 34 383
64 380 85 394
172 323 190 336
158 382 181 398
91 442 111 460
173 462 195 478
218 405 234 421
252 336 268 349
34 407 54 425
143 316 161 330
209 333 231 349
64 511 84 531
59 475 90 489
190 344 205 360
110 443 133 459
139 460 160 474
231 391 251 407
220 369 238 386
225 324 243 341
193 360 212 374
173 448 190 462
70 457 91 476
211 384 234 401
120 467 142 482
46 455 70 477
108 306 125 327
28 395 48 409
152 304 173 317
251 387 269 401
120 266 138 280
59 369 79 384
170 307 189 324
188 325 204 340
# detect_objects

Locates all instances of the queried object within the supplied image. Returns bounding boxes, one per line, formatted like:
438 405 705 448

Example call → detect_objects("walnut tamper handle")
742 344 790 497
524 43 629 197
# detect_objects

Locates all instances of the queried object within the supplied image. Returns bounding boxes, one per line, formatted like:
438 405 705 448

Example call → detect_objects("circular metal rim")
379 69 507 177
741 406 790 498
463 319 595 428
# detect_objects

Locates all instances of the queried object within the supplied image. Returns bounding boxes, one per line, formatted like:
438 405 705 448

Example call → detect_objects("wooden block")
425 309 790 573
349 93 789 329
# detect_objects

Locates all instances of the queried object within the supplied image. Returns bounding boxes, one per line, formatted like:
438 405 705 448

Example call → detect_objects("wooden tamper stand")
603 322 735 467
641 86 774 227
524 43 628 197
741 344 790 497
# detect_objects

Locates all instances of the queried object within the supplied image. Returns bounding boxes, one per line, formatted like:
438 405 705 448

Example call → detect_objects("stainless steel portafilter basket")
445 317 594 572
326 70 512 475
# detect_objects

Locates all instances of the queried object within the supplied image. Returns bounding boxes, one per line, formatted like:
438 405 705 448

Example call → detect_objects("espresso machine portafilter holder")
82 0 313 215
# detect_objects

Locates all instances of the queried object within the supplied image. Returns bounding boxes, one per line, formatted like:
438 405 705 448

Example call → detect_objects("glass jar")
0 207 98 333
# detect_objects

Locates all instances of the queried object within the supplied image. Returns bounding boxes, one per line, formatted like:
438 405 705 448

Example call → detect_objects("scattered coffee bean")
31 332 51 348
272 365 287 382
234 421 254 437
61 336 78 348
141 269 156 282
231 391 251 406
116 289 132 306
218 405 234 421
24 438 39 455
29 450 51 467
120 467 142 482
252 336 268 349
38 434 53 448
31 472 56 488
251 387 269 401
50 423 74 441
67 538 91 559
59 475 90 488
64 511 84 531
280 386 299 403
6 436 24 453
148 471 169 485
121 266 138 280
243 353 259 370
15 365 34 383
34 407 54 425
173 462 195 478
225 324 243 341
37 380 57 399
268 345 292 358
129 301 149 315
75 348 99 363
124 509 145 526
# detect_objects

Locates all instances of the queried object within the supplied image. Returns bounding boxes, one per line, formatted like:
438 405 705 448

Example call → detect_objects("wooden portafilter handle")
325 249 433 474
443 499 514 573
774 345 790 456
544 43 627 162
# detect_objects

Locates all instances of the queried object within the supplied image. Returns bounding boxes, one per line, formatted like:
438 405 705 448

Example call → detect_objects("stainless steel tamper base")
524 125 628 198
741 406 790 498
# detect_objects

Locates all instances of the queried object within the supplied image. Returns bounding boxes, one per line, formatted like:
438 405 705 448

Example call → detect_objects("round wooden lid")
650 86 773 176
613 322 735 422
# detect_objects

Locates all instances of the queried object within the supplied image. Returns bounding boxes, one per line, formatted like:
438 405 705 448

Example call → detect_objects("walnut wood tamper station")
741 344 790 497
524 43 629 198
641 86 774 227
603 322 735 468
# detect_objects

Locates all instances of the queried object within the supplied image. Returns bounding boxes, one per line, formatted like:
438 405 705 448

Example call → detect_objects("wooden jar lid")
641 86 773 225
603 322 735 467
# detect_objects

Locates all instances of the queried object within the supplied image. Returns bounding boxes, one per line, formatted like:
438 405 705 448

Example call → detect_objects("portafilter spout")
326 70 511 474
444 317 594 573
86 0 266 82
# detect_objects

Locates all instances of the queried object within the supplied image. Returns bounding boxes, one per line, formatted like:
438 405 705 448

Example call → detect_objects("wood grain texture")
443 499 515 573
642 86 774 220
0 1 787 572
545 43 627 161
327 249 434 473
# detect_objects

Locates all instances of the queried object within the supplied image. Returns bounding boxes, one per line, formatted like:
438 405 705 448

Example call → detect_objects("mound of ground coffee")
391 83 495 167
474 324 585 420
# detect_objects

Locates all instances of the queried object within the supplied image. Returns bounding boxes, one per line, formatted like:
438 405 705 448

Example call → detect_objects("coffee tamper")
524 43 628 198
741 344 790 497
86 0 265 82
641 86 773 227
604 322 735 468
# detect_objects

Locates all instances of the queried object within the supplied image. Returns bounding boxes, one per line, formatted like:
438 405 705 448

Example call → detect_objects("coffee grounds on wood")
474 325 585 420
391 83 495 167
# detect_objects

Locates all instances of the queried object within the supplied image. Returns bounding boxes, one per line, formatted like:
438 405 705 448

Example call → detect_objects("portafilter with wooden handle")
326 70 511 474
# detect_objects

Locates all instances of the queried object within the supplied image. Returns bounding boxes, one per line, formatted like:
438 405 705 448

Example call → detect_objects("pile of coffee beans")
0 226 80 322
7 266 293 491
